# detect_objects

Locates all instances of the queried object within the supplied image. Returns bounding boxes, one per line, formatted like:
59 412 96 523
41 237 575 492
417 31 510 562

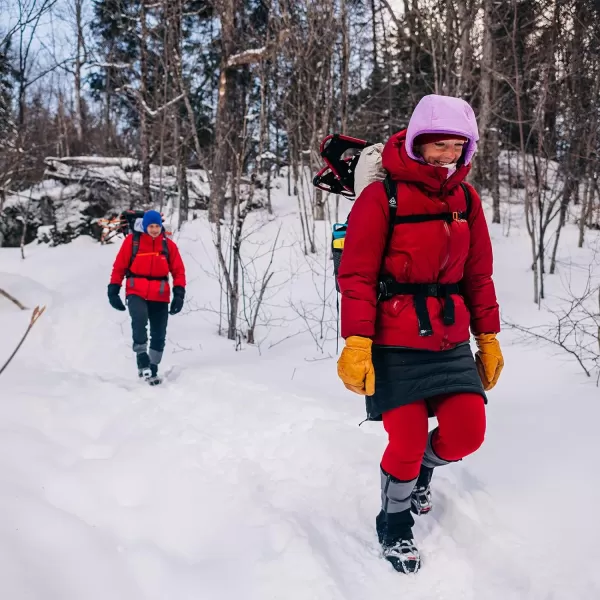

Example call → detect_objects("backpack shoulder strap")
460 182 472 220
162 236 170 264
130 231 141 268
382 174 397 255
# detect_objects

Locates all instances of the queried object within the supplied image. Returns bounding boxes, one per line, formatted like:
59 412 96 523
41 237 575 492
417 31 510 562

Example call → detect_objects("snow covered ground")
1 179 599 599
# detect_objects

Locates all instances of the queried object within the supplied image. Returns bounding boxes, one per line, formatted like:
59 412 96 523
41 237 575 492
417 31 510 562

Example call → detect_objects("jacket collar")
381 129 471 195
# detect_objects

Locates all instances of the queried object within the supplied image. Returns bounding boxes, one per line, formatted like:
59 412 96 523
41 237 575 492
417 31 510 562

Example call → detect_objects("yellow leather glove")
337 336 376 396
475 333 504 391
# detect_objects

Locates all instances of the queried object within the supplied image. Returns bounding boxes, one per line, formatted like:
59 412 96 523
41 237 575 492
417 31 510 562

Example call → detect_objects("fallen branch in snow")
171 342 193 354
0 306 46 378
0 288 26 310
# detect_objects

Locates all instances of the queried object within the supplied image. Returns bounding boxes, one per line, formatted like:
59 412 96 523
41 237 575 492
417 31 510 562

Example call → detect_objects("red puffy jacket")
110 232 186 303
337 130 500 351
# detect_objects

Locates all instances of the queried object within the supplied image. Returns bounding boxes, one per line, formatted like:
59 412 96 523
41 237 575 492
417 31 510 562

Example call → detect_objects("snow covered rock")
0 156 212 248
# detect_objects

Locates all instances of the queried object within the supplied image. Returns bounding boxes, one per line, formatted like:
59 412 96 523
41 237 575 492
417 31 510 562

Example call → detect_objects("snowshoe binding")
411 465 433 516
376 510 421 574
382 538 421 574
146 363 161 386
137 352 151 379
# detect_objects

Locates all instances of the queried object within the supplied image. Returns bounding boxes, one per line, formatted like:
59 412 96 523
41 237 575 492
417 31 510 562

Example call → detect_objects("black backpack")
331 174 472 288
318 134 473 338
119 210 145 235
120 210 170 278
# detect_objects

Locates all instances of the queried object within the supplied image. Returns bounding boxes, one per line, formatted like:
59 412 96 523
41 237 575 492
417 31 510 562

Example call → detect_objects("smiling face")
146 223 162 238
417 139 467 168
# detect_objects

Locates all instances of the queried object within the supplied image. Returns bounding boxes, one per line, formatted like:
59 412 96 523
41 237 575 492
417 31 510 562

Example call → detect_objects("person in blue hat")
108 210 186 384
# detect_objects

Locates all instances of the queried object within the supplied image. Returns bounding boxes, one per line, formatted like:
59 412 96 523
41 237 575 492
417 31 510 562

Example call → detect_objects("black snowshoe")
376 510 421 574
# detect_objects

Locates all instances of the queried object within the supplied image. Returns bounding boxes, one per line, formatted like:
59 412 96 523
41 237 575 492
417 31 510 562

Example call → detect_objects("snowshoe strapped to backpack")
313 134 371 197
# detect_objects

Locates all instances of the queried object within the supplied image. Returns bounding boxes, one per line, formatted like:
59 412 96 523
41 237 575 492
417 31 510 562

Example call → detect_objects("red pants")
380 393 486 481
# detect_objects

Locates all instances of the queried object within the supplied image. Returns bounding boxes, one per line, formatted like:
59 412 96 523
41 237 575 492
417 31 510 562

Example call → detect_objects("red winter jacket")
110 232 186 303
337 130 500 351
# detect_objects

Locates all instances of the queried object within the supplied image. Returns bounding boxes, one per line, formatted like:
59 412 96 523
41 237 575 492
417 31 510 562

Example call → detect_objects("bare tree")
212 94 260 341
503 260 600 383
139 0 151 205
476 0 501 224
209 2 286 223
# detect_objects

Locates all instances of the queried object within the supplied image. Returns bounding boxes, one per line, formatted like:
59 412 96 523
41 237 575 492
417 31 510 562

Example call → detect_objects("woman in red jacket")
107 210 186 384
336 94 504 574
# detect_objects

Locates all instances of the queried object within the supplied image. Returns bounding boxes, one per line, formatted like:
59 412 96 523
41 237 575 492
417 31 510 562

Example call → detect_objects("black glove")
107 283 126 311
169 286 185 315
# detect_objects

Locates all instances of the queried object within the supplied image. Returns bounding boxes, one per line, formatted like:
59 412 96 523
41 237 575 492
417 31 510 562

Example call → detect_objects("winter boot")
147 363 161 386
376 510 421 574
378 467 421 574
411 465 433 516
136 352 151 379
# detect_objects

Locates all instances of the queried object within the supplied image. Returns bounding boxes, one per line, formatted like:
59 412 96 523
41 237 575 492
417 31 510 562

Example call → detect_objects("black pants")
127 294 168 365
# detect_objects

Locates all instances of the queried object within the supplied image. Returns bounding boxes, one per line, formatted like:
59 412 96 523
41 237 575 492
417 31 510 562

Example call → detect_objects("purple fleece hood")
405 94 479 165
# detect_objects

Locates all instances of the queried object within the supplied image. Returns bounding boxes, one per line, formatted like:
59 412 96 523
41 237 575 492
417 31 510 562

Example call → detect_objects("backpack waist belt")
126 271 169 282
377 279 461 337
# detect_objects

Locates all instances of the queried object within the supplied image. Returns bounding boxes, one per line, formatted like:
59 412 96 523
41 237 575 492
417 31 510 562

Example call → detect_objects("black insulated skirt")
365 343 486 421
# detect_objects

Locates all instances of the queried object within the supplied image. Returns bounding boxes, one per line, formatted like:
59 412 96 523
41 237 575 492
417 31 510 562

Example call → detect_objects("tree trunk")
370 0 378 72
178 164 189 226
210 69 232 223
512 0 538 303
74 0 85 145
314 189 325 221
578 172 591 248
139 0 152 205
550 179 572 275
176 92 189 225
210 0 238 223
490 126 501 224
476 0 494 190
456 0 472 96
104 48 113 153
340 0 350 135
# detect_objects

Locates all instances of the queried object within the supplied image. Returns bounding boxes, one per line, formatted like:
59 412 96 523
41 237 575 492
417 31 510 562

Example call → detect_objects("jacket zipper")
151 236 156 277
440 222 451 272
440 183 451 274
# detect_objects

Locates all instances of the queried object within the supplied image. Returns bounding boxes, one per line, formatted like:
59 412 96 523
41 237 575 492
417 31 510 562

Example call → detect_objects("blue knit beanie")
142 210 163 233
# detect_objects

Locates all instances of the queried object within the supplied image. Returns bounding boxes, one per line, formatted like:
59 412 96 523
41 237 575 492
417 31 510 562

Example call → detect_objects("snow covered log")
43 156 211 208
0 156 212 248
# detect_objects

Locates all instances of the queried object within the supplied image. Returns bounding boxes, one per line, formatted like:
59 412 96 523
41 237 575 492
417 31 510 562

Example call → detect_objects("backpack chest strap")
394 211 468 224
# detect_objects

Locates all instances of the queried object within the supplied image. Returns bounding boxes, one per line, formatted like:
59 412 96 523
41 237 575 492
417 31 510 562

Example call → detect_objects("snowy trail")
2 219 600 599
0 361 539 600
